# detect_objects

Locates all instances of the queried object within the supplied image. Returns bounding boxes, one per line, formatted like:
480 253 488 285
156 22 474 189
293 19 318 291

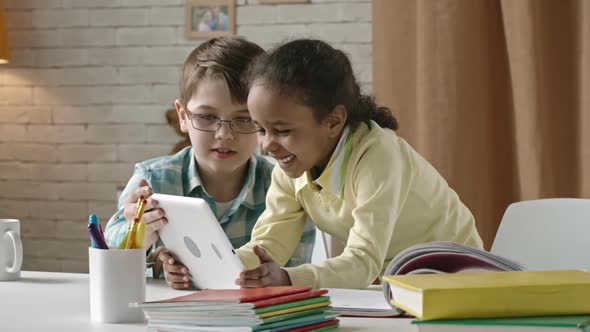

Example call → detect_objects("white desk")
0 271 414 332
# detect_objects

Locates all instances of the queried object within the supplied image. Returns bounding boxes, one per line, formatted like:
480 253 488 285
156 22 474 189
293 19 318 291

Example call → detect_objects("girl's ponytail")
348 84 398 130
355 95 398 130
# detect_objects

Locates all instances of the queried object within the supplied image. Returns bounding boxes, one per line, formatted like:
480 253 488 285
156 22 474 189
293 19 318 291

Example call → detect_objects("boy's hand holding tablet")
123 179 167 248
148 246 191 290
124 180 191 289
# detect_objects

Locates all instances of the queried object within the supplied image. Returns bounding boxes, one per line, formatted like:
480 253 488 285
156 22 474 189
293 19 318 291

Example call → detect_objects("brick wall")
0 0 371 273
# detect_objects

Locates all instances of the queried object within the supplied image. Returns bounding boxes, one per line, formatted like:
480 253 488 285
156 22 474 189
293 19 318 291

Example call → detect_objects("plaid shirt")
104 146 316 268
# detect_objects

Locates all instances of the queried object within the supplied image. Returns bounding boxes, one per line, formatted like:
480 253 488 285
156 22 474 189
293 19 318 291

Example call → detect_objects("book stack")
131 286 340 332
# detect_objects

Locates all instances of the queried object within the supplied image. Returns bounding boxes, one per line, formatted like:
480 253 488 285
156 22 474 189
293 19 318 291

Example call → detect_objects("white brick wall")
89 9 149 27
0 0 372 273
56 144 117 162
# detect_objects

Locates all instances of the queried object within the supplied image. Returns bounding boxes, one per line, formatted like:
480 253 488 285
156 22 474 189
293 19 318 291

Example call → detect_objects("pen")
88 223 109 250
88 214 100 248
124 196 147 249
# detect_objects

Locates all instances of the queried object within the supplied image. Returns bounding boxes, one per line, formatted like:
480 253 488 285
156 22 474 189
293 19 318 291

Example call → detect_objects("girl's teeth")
279 155 294 163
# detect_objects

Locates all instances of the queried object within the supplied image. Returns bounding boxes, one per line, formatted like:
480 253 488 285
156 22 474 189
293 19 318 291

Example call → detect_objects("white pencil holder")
88 247 146 324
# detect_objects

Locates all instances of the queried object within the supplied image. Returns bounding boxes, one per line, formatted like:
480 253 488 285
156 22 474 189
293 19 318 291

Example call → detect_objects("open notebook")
381 241 526 316
326 288 400 318
326 241 524 318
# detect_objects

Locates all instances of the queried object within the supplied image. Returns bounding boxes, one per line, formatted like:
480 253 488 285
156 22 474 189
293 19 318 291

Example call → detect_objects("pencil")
135 222 146 249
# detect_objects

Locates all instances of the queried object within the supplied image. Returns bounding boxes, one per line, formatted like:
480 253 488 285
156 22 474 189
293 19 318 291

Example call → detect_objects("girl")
235 39 483 289
104 37 316 290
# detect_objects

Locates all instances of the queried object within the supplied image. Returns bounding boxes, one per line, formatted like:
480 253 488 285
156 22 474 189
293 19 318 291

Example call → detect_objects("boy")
105 37 316 289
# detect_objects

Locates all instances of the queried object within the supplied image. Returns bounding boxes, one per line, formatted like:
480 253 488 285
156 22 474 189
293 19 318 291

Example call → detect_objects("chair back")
491 198 590 270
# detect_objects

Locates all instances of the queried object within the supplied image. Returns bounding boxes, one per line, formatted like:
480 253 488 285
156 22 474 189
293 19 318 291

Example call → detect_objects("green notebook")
255 296 330 315
412 315 590 332
253 312 338 331
261 306 334 325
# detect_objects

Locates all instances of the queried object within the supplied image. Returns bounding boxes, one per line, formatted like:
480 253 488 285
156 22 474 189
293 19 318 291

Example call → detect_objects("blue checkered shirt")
104 147 316 270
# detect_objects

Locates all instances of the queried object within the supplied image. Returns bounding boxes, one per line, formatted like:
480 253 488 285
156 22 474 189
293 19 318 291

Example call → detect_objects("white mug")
0 219 23 281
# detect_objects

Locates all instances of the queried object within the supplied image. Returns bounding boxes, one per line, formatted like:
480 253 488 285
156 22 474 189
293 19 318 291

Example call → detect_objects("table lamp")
0 3 10 64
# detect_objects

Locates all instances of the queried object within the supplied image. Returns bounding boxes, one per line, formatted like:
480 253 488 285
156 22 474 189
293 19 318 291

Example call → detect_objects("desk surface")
0 271 414 332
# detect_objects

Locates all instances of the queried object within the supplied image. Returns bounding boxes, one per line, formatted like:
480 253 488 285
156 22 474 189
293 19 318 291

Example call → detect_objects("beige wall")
0 0 371 273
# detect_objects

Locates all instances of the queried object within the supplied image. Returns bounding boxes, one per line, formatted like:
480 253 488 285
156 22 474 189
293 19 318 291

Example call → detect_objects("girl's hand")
236 245 292 288
123 179 167 248
150 246 191 290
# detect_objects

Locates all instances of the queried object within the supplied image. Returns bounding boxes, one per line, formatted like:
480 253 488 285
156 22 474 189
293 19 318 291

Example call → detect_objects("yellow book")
383 270 590 320
258 301 331 318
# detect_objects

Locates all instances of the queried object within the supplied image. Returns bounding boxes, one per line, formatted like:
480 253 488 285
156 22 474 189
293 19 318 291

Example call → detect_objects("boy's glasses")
187 113 258 134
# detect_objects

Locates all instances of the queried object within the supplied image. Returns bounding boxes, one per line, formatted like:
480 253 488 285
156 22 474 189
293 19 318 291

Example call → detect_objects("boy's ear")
323 105 347 137
175 99 190 133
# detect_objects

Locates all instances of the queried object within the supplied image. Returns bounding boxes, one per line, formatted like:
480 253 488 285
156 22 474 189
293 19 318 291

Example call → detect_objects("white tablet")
152 193 244 290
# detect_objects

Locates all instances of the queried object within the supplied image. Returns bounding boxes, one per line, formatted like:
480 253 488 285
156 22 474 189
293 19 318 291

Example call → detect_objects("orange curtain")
373 0 590 248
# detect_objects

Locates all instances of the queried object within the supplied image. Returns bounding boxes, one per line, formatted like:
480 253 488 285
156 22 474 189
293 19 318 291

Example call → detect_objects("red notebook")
252 289 327 308
137 286 312 308
287 318 340 332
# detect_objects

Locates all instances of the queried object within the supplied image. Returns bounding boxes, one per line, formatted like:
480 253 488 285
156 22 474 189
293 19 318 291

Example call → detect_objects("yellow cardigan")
237 121 483 289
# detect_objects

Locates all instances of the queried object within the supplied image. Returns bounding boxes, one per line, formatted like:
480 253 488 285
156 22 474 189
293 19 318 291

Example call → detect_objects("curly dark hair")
248 39 398 130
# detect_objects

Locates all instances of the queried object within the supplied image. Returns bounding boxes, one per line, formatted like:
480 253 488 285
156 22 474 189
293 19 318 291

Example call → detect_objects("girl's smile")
271 153 296 168
248 84 344 179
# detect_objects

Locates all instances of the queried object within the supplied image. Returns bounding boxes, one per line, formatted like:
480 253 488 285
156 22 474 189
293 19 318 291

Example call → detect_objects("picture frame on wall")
258 0 309 3
258 0 309 5
185 0 235 39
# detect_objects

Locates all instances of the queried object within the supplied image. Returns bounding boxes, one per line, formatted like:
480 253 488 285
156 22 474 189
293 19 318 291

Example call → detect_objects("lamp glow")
0 3 10 64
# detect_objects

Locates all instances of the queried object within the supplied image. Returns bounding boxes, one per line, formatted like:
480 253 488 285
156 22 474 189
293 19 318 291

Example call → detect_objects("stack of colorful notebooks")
131 286 339 332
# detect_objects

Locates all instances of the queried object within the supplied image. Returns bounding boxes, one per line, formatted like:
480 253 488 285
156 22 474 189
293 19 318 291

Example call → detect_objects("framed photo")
185 0 235 39
258 0 309 3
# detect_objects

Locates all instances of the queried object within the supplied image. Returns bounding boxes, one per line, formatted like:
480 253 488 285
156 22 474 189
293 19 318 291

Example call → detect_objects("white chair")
311 230 345 264
491 198 590 270
311 229 328 264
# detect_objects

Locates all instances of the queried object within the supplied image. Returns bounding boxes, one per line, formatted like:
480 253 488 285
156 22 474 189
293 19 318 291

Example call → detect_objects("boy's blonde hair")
180 36 265 106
